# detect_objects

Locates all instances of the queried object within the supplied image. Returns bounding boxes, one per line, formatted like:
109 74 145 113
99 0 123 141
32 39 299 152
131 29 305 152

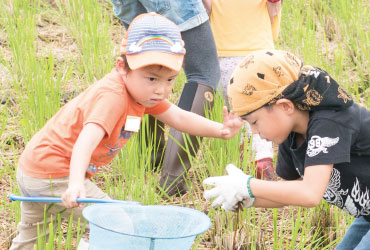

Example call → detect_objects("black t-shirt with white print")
276 103 370 221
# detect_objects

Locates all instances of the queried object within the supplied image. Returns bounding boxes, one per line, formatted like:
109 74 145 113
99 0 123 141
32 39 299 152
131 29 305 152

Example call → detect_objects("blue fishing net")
83 204 211 250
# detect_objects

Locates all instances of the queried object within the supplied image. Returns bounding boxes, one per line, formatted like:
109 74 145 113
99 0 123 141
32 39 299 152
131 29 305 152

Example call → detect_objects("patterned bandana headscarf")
228 50 353 116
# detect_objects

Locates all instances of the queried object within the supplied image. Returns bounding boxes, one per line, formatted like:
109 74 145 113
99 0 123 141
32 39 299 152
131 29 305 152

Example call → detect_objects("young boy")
203 50 370 248
10 13 242 250
110 0 221 197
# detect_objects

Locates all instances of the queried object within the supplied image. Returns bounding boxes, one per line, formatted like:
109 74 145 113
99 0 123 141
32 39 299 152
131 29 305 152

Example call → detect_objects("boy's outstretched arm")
155 104 242 139
62 123 105 208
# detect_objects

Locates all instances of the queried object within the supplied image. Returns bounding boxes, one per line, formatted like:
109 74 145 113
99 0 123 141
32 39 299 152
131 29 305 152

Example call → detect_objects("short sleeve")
276 137 301 180
82 92 125 137
145 100 171 115
305 118 352 167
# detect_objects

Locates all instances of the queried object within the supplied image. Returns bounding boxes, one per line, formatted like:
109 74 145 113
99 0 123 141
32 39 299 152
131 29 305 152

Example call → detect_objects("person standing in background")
110 0 221 195
204 0 282 180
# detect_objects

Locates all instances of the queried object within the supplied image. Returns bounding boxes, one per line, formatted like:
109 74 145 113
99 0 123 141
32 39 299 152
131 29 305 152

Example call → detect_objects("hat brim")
127 51 184 71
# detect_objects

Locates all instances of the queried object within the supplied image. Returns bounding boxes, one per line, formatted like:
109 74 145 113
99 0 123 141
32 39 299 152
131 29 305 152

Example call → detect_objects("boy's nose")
154 84 165 95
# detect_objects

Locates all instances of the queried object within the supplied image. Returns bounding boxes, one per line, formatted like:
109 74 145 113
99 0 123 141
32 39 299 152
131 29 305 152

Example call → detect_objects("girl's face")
243 103 295 145
122 64 178 107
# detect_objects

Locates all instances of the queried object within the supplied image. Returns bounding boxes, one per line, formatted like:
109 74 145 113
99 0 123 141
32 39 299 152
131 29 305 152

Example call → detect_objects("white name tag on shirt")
124 116 141 132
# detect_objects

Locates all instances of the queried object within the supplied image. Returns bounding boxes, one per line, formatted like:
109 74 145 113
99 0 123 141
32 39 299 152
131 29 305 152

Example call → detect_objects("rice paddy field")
0 0 369 249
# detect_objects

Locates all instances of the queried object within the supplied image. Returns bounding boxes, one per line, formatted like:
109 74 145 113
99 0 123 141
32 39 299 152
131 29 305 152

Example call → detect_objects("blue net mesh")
83 204 211 250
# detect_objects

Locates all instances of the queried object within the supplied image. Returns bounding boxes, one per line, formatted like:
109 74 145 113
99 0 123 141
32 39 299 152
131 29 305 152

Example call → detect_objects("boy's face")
123 65 179 107
243 104 294 145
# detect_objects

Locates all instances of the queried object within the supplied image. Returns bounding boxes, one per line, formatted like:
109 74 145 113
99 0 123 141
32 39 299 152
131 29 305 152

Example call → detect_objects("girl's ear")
275 98 295 114
115 56 128 78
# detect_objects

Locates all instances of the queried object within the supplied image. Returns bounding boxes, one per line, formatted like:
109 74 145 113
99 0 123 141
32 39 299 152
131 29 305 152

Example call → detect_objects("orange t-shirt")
19 68 171 179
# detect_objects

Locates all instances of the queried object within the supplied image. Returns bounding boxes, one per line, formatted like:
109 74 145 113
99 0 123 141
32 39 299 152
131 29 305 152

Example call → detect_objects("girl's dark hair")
120 55 131 72
241 103 272 119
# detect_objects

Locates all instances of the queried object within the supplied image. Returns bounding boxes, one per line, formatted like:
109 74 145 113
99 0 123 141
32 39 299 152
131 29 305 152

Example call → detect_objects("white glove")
240 197 255 208
203 164 255 211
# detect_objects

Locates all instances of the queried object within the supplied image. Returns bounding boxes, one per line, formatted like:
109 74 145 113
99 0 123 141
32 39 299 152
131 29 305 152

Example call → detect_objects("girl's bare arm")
250 164 333 207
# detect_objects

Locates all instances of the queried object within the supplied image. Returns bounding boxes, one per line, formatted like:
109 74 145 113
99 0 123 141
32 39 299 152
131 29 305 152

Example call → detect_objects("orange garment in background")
19 68 170 179
210 0 281 57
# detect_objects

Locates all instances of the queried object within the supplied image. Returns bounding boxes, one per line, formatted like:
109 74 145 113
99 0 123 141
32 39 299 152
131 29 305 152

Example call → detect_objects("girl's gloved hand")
203 164 255 211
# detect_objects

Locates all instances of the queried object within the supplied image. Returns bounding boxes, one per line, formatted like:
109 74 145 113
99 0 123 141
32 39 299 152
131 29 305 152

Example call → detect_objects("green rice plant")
0 102 7 140
138 115 166 172
34 208 87 250
272 208 278 249
56 215 63 250
1 0 71 141
35 205 52 249
64 213 74 250
1 0 39 82
171 70 187 103
0 136 16 181
45 215 55 250
280 0 369 105
15 54 68 141
102 128 164 205
55 0 115 82
201 92 245 176
2 179 21 249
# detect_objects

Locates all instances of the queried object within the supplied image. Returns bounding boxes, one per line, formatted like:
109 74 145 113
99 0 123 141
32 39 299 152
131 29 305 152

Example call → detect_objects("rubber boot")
159 82 215 196
147 115 166 171
255 157 275 181
241 123 276 180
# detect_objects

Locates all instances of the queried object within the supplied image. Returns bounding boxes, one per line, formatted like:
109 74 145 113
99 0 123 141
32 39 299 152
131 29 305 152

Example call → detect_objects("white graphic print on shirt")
324 168 370 217
324 168 348 207
344 178 370 217
307 135 339 157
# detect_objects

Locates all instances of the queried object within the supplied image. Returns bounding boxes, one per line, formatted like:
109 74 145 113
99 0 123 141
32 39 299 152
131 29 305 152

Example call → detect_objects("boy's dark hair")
120 55 131 72
120 54 165 72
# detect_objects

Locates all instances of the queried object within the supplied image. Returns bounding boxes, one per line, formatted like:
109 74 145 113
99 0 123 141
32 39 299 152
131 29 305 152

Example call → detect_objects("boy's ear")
115 56 128 77
275 98 295 114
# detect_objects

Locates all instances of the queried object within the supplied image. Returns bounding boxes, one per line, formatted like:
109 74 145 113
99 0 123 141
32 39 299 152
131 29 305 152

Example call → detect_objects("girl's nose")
250 124 259 135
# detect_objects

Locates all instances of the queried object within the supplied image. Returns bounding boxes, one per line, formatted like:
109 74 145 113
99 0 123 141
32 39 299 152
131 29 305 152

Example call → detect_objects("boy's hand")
62 183 86 208
202 0 212 16
219 106 243 139
267 1 282 24
203 164 255 211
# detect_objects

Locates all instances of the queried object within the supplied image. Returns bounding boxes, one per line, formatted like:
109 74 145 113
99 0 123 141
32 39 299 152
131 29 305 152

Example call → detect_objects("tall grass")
0 0 368 249
54 0 114 82
1 0 69 142
279 0 370 105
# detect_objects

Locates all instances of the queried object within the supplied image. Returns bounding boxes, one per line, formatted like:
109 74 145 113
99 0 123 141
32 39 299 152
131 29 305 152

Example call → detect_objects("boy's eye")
168 78 175 82
148 77 156 82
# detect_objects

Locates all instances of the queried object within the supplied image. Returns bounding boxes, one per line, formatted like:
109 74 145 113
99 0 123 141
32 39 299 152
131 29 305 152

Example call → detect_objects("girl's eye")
252 120 257 125
148 77 156 82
